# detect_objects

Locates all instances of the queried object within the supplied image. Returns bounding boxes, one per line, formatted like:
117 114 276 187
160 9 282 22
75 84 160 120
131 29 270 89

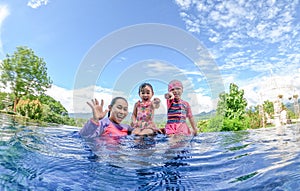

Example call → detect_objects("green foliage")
41 104 75 125
1 91 75 126
217 83 247 120
36 94 75 125
206 115 223 132
0 93 15 114
263 100 274 118
0 44 75 125
245 106 263 129
73 118 88 127
16 99 43 120
0 92 11 110
221 118 249 131
287 108 297 119
156 121 166 129
38 94 68 115
210 83 249 131
0 46 52 111
196 120 209 132
0 92 5 110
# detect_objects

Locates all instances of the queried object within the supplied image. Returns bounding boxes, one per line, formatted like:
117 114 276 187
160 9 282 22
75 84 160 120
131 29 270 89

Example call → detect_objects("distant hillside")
69 113 91 119
69 99 298 122
285 99 300 112
194 110 216 120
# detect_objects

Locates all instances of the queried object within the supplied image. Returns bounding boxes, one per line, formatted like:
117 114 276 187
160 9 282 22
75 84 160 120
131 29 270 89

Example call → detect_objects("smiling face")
169 87 183 100
139 85 154 102
108 98 128 124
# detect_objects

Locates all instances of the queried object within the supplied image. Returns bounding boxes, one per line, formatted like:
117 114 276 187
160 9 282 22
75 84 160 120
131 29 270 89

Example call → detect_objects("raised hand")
87 98 108 122
164 92 174 100
152 97 161 109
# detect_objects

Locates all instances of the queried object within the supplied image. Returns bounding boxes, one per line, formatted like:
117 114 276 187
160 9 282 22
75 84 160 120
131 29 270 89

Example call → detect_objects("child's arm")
188 116 198 136
152 98 161 109
185 101 198 136
131 102 138 126
165 92 174 109
164 92 174 100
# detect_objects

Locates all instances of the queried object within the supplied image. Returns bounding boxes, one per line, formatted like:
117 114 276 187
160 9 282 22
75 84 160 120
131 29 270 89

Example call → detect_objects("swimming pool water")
1 113 300 191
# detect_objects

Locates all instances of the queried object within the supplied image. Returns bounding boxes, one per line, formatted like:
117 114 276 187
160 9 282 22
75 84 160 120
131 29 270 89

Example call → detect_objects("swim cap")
168 80 183 91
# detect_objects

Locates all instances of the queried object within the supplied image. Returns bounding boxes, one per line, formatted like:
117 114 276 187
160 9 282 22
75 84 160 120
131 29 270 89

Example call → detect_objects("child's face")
139 85 153 101
109 99 128 124
170 87 182 99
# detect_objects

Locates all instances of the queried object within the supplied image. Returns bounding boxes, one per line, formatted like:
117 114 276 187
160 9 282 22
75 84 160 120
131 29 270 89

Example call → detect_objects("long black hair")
107 97 128 117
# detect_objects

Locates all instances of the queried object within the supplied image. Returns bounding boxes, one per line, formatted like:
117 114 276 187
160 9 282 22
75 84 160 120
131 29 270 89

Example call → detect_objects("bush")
197 120 209 132
0 92 13 111
41 104 76 125
221 118 249 131
246 113 263 129
207 115 223 132
16 99 43 120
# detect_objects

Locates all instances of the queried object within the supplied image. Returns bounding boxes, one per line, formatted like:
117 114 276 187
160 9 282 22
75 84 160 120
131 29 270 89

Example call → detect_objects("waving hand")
87 98 109 123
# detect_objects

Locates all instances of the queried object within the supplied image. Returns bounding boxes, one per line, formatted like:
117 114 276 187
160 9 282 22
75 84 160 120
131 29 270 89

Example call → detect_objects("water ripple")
1 113 300 190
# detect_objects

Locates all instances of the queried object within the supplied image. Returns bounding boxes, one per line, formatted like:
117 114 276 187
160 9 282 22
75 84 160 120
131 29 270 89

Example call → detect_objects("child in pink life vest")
164 80 198 136
131 83 162 136
80 97 133 138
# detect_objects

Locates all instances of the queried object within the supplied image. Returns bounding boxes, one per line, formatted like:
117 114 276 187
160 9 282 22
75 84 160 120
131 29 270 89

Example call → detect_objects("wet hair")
138 83 154 94
108 97 128 117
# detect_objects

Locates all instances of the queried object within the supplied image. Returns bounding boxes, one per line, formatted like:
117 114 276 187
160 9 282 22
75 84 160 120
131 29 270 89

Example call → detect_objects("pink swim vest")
101 122 129 137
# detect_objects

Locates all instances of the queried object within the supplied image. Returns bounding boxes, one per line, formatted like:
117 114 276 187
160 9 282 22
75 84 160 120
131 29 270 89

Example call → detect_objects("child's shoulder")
180 99 191 106
134 100 141 106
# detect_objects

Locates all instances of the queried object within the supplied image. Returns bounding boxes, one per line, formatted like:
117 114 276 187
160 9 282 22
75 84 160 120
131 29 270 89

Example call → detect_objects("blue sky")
0 0 299 115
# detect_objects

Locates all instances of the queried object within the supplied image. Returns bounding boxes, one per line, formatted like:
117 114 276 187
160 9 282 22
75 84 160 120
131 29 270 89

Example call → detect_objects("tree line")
199 83 298 132
0 46 75 126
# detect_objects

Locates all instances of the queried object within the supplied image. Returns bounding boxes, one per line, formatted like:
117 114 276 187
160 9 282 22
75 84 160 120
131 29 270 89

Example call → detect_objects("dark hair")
108 97 128 117
138 83 154 94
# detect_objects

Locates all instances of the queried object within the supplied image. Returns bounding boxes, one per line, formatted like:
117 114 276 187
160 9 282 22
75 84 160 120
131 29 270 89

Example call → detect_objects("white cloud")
179 11 200 33
0 5 9 27
27 0 49 9
174 0 300 77
146 61 182 76
188 92 215 114
0 4 9 57
46 84 117 114
175 0 192 10
45 85 74 112
241 73 300 107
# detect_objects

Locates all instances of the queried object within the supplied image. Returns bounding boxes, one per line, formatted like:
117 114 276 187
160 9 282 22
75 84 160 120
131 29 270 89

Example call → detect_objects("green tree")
0 46 52 112
25 94 75 125
218 83 248 120
0 92 8 110
16 99 43 120
38 94 68 115
245 106 262 128
262 100 274 118
210 83 248 131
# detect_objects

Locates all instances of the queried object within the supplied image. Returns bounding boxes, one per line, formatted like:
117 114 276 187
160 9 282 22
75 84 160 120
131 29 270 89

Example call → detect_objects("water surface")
1 113 300 190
